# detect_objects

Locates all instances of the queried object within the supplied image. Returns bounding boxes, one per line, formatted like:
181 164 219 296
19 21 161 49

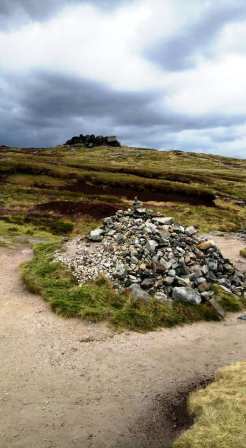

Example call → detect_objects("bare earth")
0 234 245 448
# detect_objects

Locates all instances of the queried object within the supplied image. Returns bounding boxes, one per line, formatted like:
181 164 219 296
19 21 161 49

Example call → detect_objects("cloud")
146 1 246 70
0 72 165 147
0 0 246 158
0 0 127 28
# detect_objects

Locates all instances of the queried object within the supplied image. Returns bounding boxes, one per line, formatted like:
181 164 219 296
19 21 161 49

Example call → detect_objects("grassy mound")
174 362 246 448
22 243 244 331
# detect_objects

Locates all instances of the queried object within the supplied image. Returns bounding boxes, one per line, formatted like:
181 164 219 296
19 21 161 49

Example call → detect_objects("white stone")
172 287 201 305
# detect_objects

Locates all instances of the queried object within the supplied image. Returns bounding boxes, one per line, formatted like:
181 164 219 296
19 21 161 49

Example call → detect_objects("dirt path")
0 237 245 448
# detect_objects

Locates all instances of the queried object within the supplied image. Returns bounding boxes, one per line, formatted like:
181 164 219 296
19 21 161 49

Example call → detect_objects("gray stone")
146 240 158 253
164 276 175 285
128 284 150 301
185 226 197 236
153 217 174 225
208 260 218 271
208 298 225 320
154 292 168 302
153 258 171 273
141 278 155 289
172 287 201 305
175 276 191 287
89 228 104 242
114 262 127 278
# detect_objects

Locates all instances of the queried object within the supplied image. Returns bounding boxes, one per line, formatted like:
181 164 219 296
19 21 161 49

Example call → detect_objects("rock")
114 262 127 278
146 240 158 253
208 298 225 320
128 284 150 301
153 217 174 225
154 292 168 302
198 281 210 292
175 276 191 287
153 258 171 273
197 240 216 251
164 276 175 285
172 287 202 305
89 228 104 242
208 260 218 271
185 226 197 236
141 278 155 289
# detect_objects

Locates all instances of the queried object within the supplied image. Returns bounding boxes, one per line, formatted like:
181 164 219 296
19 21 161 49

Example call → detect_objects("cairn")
56 199 246 307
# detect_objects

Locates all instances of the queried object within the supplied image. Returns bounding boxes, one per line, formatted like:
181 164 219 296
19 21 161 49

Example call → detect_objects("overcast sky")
1 0 246 157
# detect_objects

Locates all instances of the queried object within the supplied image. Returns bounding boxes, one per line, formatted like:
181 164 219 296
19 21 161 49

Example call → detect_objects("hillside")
0 144 246 242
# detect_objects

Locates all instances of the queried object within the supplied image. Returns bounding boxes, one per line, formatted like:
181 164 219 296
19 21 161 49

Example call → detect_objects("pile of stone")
65 134 121 148
56 199 246 307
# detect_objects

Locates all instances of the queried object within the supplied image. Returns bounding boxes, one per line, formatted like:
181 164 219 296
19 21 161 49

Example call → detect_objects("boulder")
172 287 202 305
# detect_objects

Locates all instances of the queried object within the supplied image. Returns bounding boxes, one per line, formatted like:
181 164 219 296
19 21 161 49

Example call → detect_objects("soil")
30 201 124 219
0 235 245 448
70 180 215 206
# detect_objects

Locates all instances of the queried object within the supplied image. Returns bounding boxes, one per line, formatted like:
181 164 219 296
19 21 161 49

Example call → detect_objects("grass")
0 220 60 244
174 361 246 448
21 243 244 331
240 248 246 258
1 145 246 238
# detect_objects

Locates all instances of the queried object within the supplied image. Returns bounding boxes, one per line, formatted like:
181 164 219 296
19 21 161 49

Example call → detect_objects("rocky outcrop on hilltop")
65 134 121 148
56 199 246 308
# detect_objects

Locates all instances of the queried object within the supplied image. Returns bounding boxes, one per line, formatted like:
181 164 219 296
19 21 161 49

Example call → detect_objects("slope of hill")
0 145 246 241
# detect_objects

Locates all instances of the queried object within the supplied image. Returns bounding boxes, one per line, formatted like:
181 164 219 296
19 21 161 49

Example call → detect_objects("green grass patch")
0 220 60 245
240 248 246 258
21 243 242 331
212 284 244 312
174 362 246 448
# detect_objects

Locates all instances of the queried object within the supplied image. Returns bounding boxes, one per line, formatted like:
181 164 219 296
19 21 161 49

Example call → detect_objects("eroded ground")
0 236 245 448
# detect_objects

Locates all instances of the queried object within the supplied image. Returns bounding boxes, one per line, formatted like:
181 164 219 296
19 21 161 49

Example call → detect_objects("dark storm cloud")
146 1 246 71
1 71 246 152
0 0 127 27
0 72 164 147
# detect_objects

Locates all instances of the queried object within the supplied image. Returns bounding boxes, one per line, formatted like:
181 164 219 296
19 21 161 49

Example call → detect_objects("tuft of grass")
212 284 244 312
21 243 242 331
174 362 246 448
240 248 246 258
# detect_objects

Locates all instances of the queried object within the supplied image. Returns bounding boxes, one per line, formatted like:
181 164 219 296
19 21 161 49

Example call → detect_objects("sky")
0 0 246 157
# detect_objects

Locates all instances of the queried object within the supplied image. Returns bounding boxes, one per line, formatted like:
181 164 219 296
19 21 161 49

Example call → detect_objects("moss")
174 362 246 448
